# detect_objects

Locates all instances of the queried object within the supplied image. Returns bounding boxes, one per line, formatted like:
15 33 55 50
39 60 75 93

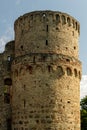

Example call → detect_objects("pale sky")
0 0 87 98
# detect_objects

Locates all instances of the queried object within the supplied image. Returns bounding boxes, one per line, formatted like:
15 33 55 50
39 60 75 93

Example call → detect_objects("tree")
80 96 87 130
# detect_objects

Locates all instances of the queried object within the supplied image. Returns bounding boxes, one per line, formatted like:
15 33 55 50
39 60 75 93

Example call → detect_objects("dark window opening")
67 100 71 103
21 45 23 51
28 66 33 74
62 15 66 24
66 59 70 62
74 46 76 50
72 20 75 28
4 93 10 104
74 69 77 77
67 17 71 26
56 27 59 30
56 14 60 22
46 40 48 45
7 119 12 130
48 65 51 72
19 121 23 124
4 78 12 86
46 25 48 32
75 22 78 30
67 67 72 76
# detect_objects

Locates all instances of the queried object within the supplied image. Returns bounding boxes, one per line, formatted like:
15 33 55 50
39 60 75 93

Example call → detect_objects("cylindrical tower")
12 11 82 130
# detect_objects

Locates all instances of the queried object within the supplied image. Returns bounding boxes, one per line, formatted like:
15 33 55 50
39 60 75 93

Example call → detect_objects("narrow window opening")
56 14 60 23
72 20 75 28
75 22 78 30
46 40 48 45
48 65 51 72
67 17 71 26
46 25 48 32
7 119 12 130
74 69 77 77
62 15 66 24
19 121 23 124
21 45 23 51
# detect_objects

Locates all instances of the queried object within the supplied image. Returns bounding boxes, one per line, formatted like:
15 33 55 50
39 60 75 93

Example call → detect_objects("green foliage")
80 96 87 130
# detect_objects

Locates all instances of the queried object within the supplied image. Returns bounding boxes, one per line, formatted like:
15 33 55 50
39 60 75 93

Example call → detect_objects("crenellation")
14 11 80 38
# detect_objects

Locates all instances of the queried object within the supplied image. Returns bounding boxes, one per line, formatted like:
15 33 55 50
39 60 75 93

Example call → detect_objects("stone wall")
0 41 15 130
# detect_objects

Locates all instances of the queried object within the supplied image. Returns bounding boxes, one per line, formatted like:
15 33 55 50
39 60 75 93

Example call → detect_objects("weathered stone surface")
0 10 81 130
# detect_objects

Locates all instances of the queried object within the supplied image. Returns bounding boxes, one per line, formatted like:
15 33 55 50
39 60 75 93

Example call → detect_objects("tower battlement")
14 10 80 34
14 11 80 59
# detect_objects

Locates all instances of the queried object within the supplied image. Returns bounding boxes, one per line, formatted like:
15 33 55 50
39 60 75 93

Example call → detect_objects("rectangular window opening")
46 40 48 46
46 25 48 32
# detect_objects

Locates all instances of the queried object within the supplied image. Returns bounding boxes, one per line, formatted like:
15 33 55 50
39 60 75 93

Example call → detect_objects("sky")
0 0 87 98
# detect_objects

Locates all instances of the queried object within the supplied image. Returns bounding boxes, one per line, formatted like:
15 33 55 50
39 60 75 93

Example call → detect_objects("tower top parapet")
14 10 80 34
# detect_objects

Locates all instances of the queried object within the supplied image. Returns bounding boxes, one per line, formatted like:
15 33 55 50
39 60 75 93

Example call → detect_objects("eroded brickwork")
0 10 81 130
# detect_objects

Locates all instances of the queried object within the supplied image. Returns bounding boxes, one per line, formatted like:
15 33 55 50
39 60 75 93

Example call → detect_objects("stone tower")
11 10 82 130
0 10 82 130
